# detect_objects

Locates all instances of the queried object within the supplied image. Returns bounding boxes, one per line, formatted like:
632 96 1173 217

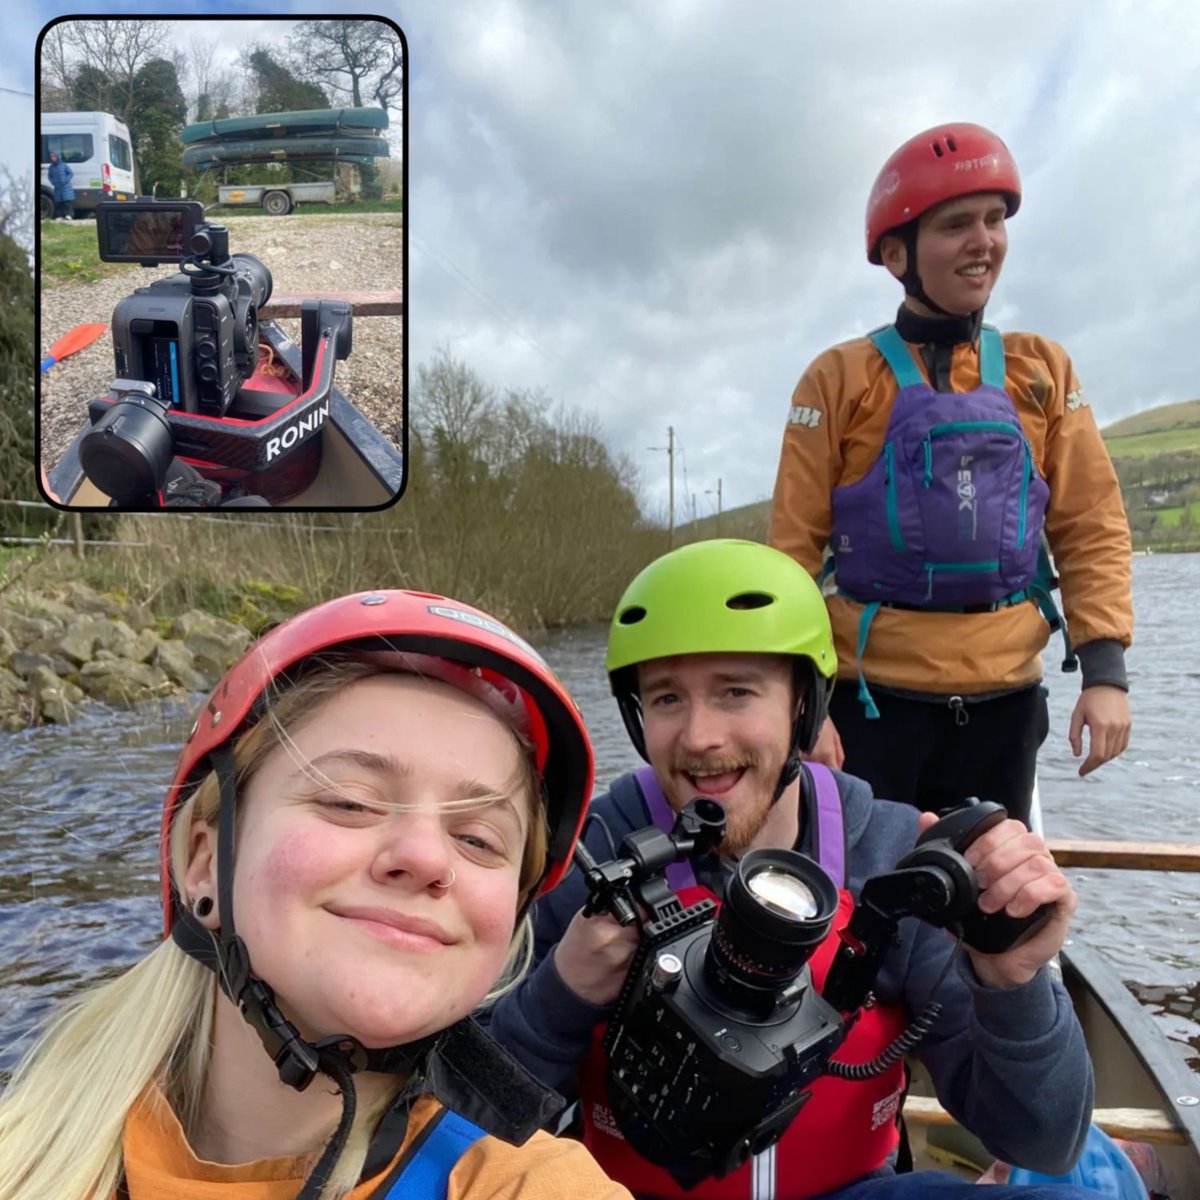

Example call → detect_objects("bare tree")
40 25 74 103
287 19 403 116
0 168 33 252
185 36 230 122
60 19 172 125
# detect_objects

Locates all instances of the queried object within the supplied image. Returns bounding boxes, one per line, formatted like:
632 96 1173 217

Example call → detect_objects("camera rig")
77 200 354 507
577 798 1052 1189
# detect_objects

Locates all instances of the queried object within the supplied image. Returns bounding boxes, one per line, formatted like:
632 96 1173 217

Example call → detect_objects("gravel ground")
38 211 404 472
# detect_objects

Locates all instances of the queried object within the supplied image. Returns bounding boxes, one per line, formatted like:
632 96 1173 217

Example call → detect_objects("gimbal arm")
821 852 975 1013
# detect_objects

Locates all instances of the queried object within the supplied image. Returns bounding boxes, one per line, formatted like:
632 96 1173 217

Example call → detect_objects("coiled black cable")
825 1000 944 1080
825 931 961 1080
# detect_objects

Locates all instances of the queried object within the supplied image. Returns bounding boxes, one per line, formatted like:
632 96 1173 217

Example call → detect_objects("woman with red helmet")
770 122 1132 825
0 590 632 1200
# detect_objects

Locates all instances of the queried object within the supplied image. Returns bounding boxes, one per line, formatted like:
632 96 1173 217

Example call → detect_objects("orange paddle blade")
41 322 108 372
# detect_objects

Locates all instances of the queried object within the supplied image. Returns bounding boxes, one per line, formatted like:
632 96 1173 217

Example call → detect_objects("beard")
666 751 784 858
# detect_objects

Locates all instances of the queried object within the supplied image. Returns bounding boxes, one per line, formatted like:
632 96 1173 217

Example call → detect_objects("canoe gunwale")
1060 937 1200 1179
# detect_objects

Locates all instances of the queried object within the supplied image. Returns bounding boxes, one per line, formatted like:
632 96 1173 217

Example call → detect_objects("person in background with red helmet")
769 122 1132 824
0 590 632 1200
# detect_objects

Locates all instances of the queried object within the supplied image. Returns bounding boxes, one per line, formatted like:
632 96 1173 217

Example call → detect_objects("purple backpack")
828 324 1049 715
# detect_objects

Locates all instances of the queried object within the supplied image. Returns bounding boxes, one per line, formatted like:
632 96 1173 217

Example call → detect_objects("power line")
409 230 566 368
0 85 34 98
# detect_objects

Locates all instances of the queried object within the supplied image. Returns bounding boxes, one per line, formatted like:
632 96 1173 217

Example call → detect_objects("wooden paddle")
40 322 108 373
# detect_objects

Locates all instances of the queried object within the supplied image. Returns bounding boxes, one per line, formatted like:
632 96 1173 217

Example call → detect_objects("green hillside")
684 397 1200 552
1102 398 1200 439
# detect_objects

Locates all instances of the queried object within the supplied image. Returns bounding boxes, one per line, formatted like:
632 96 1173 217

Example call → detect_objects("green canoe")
181 107 389 145
182 134 390 169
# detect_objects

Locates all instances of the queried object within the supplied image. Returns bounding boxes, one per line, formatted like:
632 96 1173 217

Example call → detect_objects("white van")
40 111 136 219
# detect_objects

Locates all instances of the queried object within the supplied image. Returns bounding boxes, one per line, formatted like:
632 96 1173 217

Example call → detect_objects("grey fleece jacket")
485 766 1094 1180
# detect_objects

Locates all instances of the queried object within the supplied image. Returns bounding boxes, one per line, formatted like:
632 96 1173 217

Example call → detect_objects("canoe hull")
182 136 389 169
181 107 389 145
906 941 1200 1192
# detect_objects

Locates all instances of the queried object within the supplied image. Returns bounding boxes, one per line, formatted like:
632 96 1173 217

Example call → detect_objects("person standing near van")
768 122 1132 825
47 151 74 219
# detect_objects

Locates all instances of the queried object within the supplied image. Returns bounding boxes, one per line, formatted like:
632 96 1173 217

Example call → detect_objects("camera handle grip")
915 799 1055 955
913 797 1007 852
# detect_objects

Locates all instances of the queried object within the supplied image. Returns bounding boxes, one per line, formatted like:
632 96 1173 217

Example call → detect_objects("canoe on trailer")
182 135 390 169
181 107 389 144
47 319 404 510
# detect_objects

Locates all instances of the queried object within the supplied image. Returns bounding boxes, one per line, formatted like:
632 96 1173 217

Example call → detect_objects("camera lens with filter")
704 848 838 1019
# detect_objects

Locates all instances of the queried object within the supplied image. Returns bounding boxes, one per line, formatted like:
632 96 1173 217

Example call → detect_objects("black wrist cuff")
1074 638 1128 691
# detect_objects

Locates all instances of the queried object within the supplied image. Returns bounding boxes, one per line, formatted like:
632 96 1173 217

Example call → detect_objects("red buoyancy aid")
577 765 909 1200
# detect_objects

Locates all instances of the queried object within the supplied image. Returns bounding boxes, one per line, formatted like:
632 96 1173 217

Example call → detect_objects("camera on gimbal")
578 797 1052 1189
98 199 271 416
77 200 352 507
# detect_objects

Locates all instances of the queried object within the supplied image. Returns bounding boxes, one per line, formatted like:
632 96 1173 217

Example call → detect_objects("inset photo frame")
36 13 406 511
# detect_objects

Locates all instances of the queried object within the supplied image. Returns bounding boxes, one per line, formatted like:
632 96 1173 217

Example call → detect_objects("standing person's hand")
805 716 844 769
1068 685 1130 776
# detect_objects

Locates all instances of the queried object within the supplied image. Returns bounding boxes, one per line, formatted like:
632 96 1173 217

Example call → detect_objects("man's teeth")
960 264 988 275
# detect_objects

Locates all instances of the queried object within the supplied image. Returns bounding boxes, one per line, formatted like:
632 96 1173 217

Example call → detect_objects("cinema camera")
577 798 1052 1189
77 200 352 507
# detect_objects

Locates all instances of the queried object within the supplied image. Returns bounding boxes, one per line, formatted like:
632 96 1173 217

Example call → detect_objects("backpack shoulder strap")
634 765 697 891
868 323 924 389
978 324 1006 389
803 762 847 887
380 1108 486 1200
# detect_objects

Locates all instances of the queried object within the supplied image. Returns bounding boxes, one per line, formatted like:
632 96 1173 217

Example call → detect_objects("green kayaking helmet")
606 539 837 762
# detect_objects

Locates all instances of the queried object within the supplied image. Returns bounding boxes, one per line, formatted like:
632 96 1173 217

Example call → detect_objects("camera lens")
79 388 174 504
746 868 822 919
233 253 273 309
704 849 837 1019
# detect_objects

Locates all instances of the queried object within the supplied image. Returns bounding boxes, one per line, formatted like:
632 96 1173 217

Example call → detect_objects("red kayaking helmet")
159 589 594 932
866 122 1021 264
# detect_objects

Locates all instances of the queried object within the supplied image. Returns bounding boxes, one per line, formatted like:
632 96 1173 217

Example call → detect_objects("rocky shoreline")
0 582 252 730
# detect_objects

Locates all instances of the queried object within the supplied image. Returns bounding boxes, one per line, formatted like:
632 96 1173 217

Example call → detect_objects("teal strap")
978 324 1005 388
855 601 882 719
817 554 836 588
868 324 924 388
1029 583 1078 673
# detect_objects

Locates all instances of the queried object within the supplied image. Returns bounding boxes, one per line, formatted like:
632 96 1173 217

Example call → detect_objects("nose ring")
432 868 456 890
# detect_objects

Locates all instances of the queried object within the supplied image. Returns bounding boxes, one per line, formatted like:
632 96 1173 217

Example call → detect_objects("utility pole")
648 425 676 548
706 477 723 537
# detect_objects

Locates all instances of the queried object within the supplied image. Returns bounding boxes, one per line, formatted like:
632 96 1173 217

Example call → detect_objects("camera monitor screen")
96 201 204 264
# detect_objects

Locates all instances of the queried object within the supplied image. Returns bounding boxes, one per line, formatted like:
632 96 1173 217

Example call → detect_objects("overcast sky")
15 0 1200 517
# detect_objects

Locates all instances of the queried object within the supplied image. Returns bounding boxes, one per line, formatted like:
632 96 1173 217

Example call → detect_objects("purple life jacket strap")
806 762 846 888
634 765 697 891
634 763 845 890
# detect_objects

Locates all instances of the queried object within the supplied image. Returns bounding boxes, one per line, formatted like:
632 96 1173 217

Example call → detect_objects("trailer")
183 107 390 217
216 180 336 216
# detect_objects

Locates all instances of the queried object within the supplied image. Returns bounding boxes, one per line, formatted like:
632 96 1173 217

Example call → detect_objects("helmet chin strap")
898 223 986 334
772 755 802 804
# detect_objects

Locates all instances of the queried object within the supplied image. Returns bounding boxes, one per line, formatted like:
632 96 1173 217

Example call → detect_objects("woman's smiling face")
190 672 533 1047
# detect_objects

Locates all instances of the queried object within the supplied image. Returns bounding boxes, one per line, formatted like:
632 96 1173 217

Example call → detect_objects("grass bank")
38 220 134 285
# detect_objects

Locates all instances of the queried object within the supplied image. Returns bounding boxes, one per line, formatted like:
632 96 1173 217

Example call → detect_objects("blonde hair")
0 657 549 1200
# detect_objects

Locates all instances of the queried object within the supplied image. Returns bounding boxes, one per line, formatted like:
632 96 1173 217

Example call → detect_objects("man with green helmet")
487 539 1102 1200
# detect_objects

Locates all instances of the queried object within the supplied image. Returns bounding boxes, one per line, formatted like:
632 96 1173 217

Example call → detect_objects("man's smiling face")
638 652 795 856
